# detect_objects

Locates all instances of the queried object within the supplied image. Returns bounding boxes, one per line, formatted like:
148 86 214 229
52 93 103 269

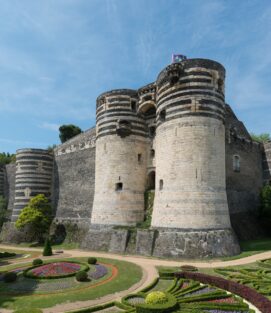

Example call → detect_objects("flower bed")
176 271 271 313
24 261 89 279
89 264 108 280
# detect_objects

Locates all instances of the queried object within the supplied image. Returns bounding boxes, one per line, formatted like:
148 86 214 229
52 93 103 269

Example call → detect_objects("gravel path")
1 244 271 313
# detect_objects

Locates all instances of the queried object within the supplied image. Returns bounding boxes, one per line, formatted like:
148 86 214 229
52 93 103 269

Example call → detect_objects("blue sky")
0 0 270 153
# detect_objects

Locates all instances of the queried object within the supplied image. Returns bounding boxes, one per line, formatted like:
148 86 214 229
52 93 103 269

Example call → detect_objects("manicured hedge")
76 271 88 282
67 301 131 313
32 258 43 266
0 251 16 258
23 261 89 280
140 277 159 293
158 268 176 279
135 293 178 313
87 257 97 265
176 271 271 313
66 303 113 313
180 265 198 272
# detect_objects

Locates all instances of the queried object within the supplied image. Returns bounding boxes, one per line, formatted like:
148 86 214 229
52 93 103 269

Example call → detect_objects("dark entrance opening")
147 171 155 190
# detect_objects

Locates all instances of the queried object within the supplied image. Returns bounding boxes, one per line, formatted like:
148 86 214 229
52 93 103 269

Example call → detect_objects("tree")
260 184 271 217
15 194 52 242
43 238 53 256
47 144 57 152
0 152 16 165
59 124 82 143
250 133 270 143
259 184 271 236
0 196 8 228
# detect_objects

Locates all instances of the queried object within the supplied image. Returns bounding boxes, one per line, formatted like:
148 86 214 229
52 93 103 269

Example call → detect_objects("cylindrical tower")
12 149 54 221
91 89 148 226
0 165 4 197
152 59 232 230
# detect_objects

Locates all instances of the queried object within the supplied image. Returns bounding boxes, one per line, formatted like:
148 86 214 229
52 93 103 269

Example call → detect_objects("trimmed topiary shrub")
136 293 178 313
32 258 43 266
158 268 176 279
43 238 53 256
145 292 168 305
88 257 97 265
3 272 17 283
76 270 88 282
180 265 198 272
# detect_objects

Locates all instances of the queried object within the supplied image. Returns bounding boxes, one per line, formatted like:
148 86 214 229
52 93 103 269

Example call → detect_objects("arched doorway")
147 171 155 190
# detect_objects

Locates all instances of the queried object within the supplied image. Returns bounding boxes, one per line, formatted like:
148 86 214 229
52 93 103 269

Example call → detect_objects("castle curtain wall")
52 128 96 222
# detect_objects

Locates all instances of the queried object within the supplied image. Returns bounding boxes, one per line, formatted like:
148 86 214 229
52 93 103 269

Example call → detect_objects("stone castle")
0 58 271 258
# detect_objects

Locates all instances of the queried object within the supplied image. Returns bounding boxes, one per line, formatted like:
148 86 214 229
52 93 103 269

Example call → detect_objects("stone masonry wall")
225 105 263 214
52 128 96 221
4 163 16 213
263 141 271 184
152 59 232 231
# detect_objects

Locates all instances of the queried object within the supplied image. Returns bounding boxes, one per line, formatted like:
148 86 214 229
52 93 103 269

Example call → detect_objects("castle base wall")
0 222 37 243
49 218 91 245
80 226 240 258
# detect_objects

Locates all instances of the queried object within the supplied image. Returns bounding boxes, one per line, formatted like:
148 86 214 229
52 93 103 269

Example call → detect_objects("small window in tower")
131 100 136 112
144 95 152 101
170 75 179 85
233 155 240 172
138 153 142 164
160 110 166 121
159 179 164 190
150 149 155 158
115 182 123 191
149 126 156 138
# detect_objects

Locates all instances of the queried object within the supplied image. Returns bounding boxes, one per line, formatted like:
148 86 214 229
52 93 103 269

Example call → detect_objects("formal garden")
0 252 143 311
2 245 271 312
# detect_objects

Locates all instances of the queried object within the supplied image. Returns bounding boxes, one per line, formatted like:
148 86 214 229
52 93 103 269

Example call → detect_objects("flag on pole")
172 54 187 63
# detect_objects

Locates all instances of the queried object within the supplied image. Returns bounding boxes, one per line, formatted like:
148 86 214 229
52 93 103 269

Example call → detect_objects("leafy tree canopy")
250 133 270 143
15 194 52 242
0 152 16 165
0 196 8 228
260 184 271 217
47 144 57 152
59 124 82 143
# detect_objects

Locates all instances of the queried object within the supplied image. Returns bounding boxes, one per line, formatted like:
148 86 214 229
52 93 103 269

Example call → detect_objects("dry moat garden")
1 241 271 313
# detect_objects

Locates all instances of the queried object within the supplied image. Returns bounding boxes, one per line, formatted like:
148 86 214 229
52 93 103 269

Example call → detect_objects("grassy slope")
221 237 271 261
0 257 143 310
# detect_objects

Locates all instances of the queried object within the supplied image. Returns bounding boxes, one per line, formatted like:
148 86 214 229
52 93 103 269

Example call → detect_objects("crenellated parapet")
54 127 96 156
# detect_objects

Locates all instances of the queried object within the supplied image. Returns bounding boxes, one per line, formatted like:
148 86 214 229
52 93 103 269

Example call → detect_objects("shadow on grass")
0 266 38 309
240 237 271 252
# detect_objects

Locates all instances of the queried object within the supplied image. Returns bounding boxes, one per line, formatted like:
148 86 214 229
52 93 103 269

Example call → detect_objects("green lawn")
221 237 271 261
0 257 143 310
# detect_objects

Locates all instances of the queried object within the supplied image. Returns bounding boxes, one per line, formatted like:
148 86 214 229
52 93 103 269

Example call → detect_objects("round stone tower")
12 148 54 221
152 59 237 242
91 89 148 226
0 165 4 197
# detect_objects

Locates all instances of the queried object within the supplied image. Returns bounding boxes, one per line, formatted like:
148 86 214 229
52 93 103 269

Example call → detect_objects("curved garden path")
1 244 271 313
